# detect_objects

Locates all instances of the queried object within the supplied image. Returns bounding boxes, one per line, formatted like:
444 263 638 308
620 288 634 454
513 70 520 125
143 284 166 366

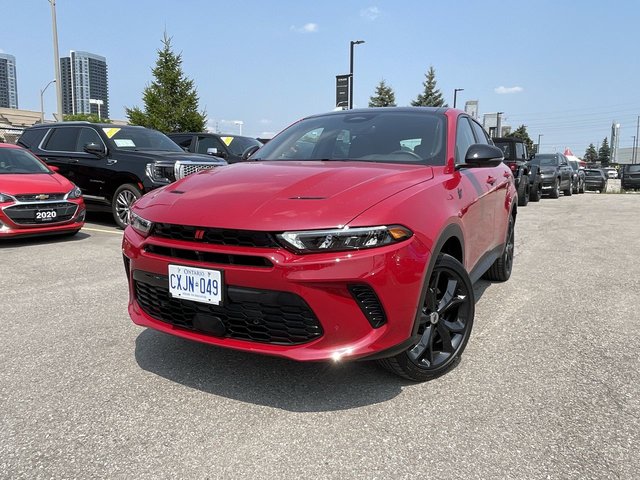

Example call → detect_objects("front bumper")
122 226 429 362
0 200 85 238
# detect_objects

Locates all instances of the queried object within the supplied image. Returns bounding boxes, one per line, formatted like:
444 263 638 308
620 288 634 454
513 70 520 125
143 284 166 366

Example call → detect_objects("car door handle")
106 159 117 165
486 176 496 185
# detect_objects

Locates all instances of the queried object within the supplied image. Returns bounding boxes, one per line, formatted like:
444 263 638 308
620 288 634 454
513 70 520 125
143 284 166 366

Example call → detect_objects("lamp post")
537 134 543 154
40 79 56 123
453 88 464 108
233 120 244 135
632 136 636 164
89 98 103 120
48 0 63 120
349 40 365 109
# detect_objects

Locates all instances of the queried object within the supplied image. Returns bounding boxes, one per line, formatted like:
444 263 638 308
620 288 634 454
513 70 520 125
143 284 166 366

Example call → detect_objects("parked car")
17 122 226 228
123 107 517 382
621 164 640 191
583 169 608 193
168 132 263 164
0 143 85 238
603 168 618 179
567 159 586 194
529 153 574 198
493 137 542 204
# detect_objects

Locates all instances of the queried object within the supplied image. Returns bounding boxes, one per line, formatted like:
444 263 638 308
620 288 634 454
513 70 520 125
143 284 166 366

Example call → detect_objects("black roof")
28 122 145 129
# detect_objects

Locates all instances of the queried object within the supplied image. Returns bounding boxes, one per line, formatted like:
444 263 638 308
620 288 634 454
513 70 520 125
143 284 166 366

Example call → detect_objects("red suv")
123 108 517 381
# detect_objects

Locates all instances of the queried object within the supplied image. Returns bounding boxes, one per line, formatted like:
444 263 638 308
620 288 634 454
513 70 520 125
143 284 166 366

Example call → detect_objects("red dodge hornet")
123 108 517 381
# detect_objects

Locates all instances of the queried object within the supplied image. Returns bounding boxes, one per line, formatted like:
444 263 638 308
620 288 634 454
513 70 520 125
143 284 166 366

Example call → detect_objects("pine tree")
411 66 448 107
369 80 397 107
584 143 598 163
505 125 534 155
598 137 611 165
126 34 206 133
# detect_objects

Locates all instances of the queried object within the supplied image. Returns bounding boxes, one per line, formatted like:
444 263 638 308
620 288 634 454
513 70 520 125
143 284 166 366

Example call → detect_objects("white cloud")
361 6 380 21
259 118 271 125
495 86 524 94
0 48 4 54
291 23 319 34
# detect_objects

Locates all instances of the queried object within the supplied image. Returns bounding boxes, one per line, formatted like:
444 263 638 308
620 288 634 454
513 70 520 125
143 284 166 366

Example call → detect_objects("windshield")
220 135 263 156
584 170 603 177
0 148 51 174
253 110 447 166
569 160 579 170
531 155 557 166
104 127 183 152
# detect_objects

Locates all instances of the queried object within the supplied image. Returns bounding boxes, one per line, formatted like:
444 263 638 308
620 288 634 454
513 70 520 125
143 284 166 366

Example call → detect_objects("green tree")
369 79 396 107
411 66 448 107
584 143 598 163
598 137 610 165
505 125 535 155
126 34 206 133
63 113 111 123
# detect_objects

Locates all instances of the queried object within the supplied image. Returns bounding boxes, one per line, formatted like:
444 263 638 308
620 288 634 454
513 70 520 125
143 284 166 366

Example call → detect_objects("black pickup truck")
18 122 226 228
492 137 542 206
168 132 263 164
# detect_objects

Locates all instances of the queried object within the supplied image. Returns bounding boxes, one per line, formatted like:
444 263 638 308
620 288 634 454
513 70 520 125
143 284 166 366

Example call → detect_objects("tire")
112 184 142 229
483 213 515 282
517 174 529 206
529 180 541 202
549 179 560 199
564 181 573 196
377 254 474 382
579 179 585 194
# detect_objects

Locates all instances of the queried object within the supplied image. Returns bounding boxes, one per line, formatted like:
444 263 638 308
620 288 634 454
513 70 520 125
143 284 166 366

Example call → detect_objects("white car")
604 168 618 179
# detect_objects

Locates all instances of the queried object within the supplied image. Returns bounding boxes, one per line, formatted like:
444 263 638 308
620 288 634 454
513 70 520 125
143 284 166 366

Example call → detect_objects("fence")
0 126 24 144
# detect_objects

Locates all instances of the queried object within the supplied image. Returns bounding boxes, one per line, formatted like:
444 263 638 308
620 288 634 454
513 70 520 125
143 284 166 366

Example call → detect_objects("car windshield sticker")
114 139 136 147
221 136 233 146
103 128 121 138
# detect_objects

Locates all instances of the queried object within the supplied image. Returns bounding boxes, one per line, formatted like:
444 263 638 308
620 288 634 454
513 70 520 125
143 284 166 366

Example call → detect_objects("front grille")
176 163 218 179
133 271 323 345
3 202 78 225
348 284 387 328
14 193 66 202
153 223 280 248
144 244 273 268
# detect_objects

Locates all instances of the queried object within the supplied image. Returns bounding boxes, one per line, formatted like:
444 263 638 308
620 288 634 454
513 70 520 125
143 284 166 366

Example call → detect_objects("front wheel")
550 179 560 198
564 181 573 196
377 254 475 382
112 184 142 229
517 174 530 206
529 181 541 202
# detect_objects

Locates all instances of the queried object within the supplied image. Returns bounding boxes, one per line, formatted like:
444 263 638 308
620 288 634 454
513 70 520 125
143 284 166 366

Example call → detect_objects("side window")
76 128 103 152
455 117 476 164
470 120 489 145
43 127 80 152
197 136 226 155
172 135 193 150
17 129 46 149
514 142 526 159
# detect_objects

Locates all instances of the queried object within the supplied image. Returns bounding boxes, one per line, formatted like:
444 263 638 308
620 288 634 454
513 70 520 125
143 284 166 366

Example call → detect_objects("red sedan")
0 143 85 238
123 108 517 381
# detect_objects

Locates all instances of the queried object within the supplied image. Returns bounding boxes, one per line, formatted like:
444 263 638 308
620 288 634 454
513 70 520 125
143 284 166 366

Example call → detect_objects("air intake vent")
348 284 387 328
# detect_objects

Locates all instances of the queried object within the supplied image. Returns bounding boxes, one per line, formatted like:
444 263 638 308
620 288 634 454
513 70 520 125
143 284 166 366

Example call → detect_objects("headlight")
277 225 412 253
145 162 175 184
130 212 153 237
65 185 82 199
0 192 15 203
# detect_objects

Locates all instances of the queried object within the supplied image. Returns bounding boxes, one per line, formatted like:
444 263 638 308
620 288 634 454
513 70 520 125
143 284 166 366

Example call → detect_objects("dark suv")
529 153 574 198
492 137 542 205
621 164 640 191
168 133 263 164
18 122 226 228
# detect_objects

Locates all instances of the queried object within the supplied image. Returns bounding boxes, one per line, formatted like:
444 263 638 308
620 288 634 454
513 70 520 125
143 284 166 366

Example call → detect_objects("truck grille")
175 162 218 179
133 271 323 345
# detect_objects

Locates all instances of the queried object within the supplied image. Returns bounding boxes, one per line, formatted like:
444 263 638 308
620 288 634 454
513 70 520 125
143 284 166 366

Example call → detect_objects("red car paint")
123 108 516 363
0 143 85 238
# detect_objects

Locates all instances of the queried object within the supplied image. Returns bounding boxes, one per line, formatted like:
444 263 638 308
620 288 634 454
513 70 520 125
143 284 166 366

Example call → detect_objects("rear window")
625 165 640 173
17 128 46 149
531 155 557 166
584 170 603 177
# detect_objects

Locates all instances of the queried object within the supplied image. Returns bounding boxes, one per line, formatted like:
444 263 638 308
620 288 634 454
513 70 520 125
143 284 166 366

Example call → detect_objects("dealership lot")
1 194 638 479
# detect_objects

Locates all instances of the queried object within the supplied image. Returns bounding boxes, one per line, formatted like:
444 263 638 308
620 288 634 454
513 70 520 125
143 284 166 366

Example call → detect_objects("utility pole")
453 88 464 108
635 115 639 164
349 40 365 109
537 134 543 154
49 0 63 120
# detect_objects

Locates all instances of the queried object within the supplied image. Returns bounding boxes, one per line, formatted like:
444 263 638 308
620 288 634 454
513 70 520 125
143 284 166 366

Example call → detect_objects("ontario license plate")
168 265 223 305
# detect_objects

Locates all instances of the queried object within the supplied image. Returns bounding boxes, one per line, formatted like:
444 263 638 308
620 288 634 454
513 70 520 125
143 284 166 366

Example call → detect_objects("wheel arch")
105 174 145 202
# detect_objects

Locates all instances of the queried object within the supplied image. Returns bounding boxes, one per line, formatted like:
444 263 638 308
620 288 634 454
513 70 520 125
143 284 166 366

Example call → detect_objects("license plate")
168 265 223 305
35 210 57 222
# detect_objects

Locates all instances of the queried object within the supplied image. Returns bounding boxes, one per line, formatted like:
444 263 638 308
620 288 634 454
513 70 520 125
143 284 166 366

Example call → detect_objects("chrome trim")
174 160 224 180
37 125 108 155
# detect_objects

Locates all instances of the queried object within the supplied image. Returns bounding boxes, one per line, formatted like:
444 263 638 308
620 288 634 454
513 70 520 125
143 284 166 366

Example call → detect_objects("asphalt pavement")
1 192 638 479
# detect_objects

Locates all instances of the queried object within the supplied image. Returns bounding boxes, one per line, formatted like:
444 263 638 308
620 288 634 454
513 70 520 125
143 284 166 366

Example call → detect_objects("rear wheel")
517 174 529 206
529 180 541 202
549 179 560 198
112 184 142 229
579 179 585 194
483 214 515 282
564 181 573 196
377 254 474 382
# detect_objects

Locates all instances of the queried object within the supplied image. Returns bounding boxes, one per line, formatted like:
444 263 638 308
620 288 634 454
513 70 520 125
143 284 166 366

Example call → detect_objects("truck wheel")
529 181 541 202
377 254 474 382
564 181 573 196
550 179 560 199
517 174 529 206
112 184 142 229
579 179 585 194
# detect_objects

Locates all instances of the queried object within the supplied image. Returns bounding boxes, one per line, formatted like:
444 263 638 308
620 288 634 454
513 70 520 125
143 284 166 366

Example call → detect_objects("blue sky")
2 0 640 155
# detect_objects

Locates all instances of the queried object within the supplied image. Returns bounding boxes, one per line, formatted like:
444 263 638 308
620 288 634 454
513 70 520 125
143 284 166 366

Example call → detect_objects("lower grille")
144 244 273 268
133 271 323 345
3 202 78 225
348 284 387 328
152 223 279 248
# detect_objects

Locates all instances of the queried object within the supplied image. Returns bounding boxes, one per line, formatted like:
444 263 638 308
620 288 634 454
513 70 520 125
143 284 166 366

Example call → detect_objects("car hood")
134 161 434 230
0 172 73 195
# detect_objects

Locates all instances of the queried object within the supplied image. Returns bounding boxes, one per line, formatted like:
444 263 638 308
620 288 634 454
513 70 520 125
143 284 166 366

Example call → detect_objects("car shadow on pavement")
134 328 412 412
0 231 90 248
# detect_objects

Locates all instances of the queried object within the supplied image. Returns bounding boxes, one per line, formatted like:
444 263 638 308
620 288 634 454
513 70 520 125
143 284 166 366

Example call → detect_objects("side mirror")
207 147 227 159
84 142 106 157
459 144 504 168
241 145 260 161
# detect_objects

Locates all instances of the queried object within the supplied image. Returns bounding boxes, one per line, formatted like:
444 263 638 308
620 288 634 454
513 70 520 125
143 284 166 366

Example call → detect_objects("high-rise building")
0 53 19 109
60 51 109 119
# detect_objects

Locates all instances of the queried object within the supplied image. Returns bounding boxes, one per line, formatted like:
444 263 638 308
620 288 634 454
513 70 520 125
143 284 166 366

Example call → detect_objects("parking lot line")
82 227 122 235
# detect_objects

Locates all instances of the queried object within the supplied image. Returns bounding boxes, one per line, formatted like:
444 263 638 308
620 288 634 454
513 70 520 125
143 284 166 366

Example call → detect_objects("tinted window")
515 142 526 159
584 170 603 177
17 128 46 149
494 141 512 159
76 127 103 152
44 127 80 151
105 127 183 152
0 148 51 174
532 154 558 166
197 136 226 155
470 120 490 145
220 135 263 156
455 117 476 164
625 165 640 173
252 111 446 166
170 135 193 149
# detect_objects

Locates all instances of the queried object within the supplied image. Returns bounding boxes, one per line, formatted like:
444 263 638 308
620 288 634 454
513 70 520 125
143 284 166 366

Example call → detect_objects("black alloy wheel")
483 214 515 282
530 181 541 202
517 174 530 206
112 184 142 229
378 254 475 382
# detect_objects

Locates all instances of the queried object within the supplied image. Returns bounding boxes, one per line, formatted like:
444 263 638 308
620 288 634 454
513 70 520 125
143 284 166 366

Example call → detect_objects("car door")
68 126 111 199
39 126 81 182
559 154 572 188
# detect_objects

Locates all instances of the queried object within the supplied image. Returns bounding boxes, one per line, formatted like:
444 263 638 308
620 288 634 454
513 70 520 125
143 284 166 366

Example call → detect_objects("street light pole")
49 0 63 120
349 40 365 109
495 112 503 138
537 134 543 154
40 79 56 123
632 136 636 164
635 115 639 164
453 88 464 108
